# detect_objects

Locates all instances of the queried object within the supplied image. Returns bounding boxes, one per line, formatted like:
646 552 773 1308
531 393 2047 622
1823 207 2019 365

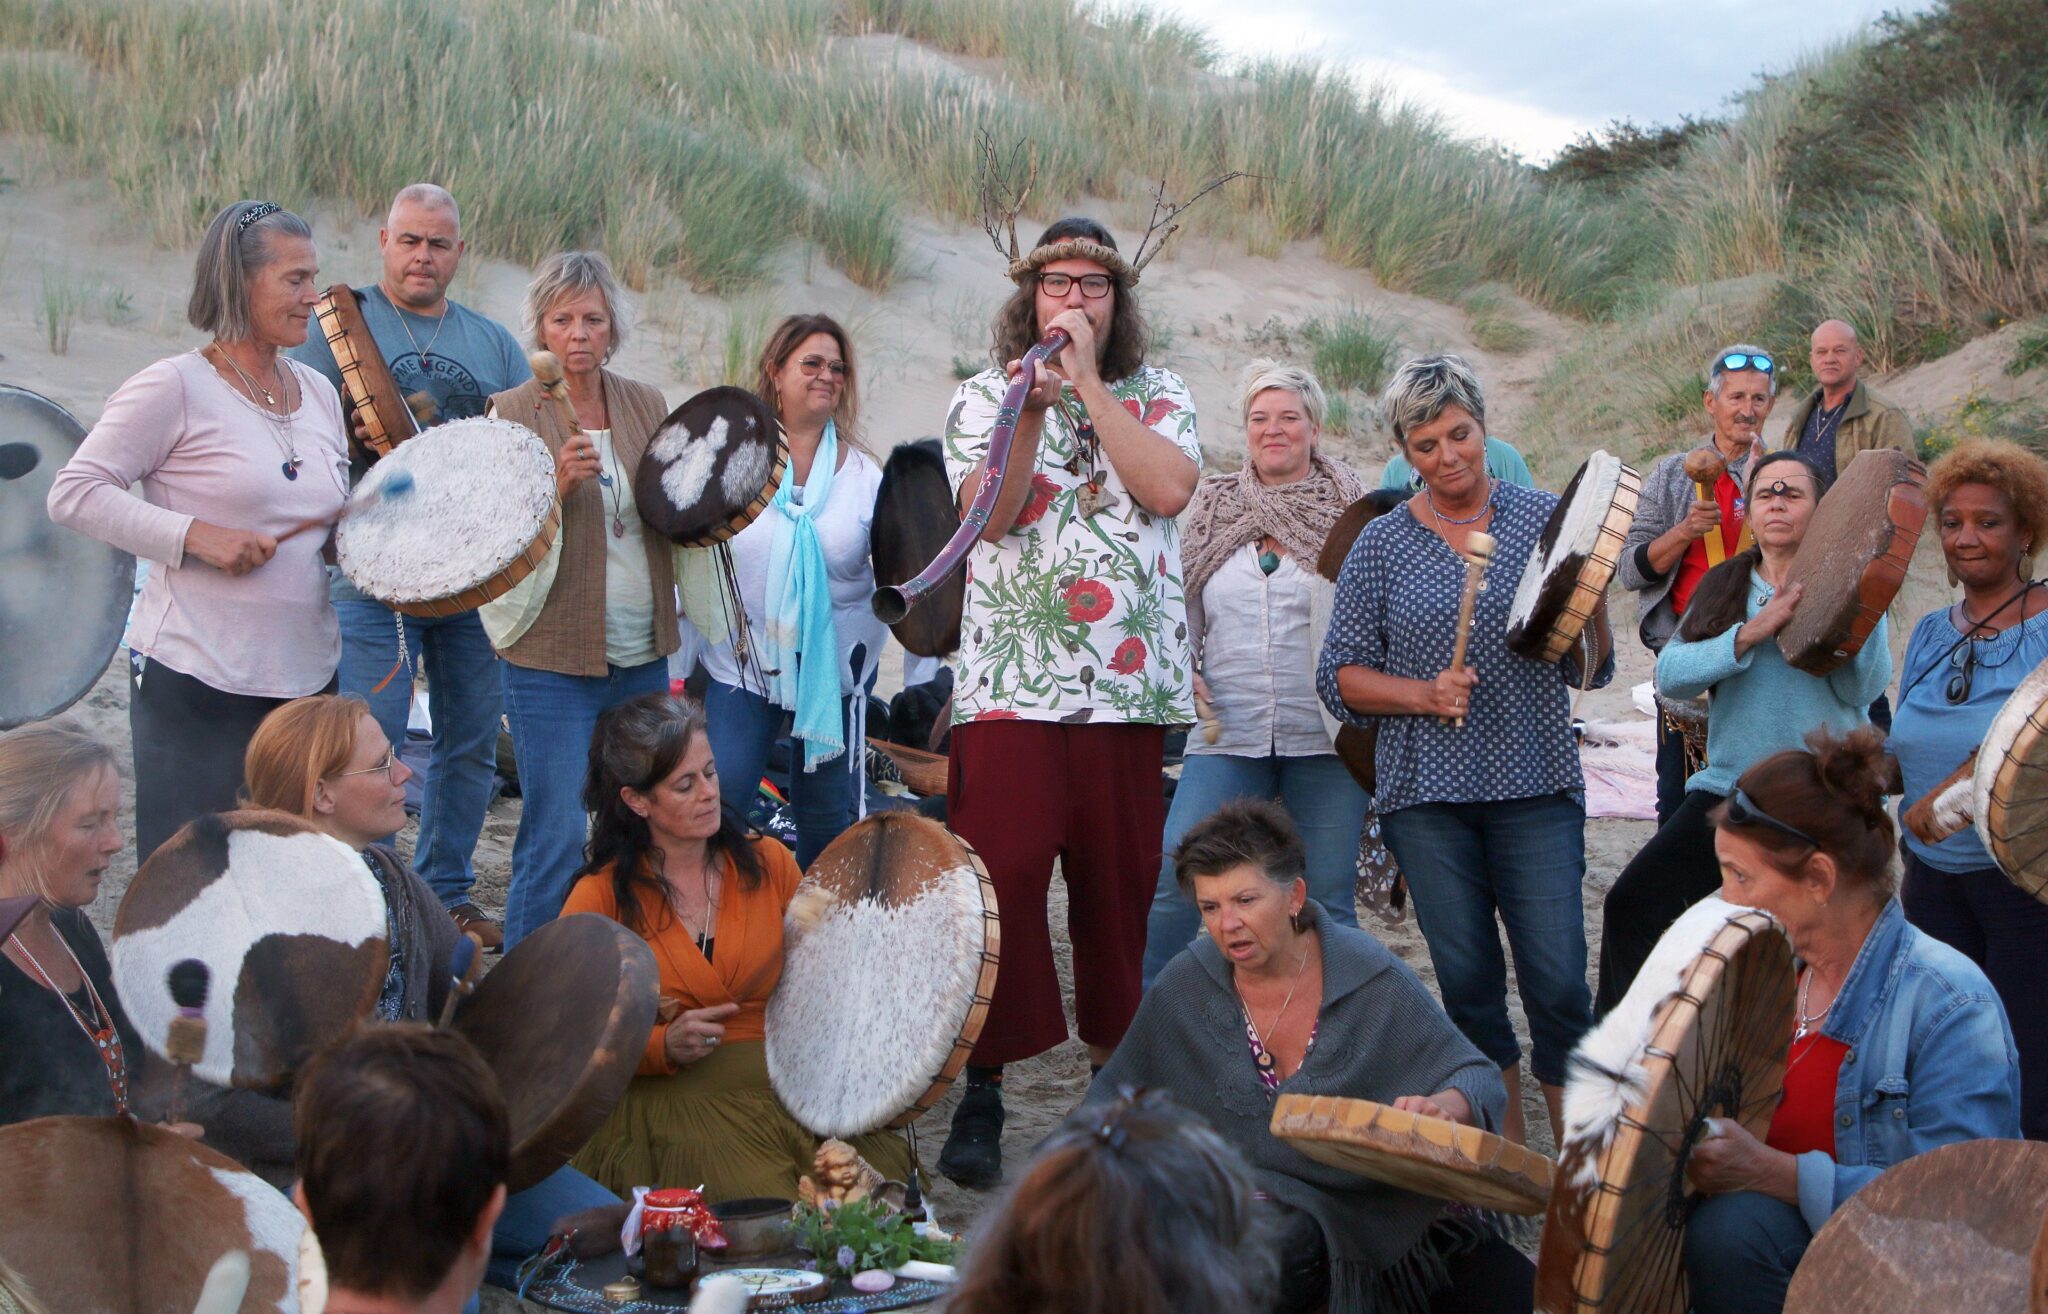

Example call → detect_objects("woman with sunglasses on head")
1890 438 2048 1139
700 314 886 868
1596 451 1892 1012
238 694 622 1300
1682 726 2018 1314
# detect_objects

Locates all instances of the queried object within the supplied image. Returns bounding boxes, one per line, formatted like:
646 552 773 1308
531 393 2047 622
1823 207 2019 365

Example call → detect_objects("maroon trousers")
948 720 1166 1066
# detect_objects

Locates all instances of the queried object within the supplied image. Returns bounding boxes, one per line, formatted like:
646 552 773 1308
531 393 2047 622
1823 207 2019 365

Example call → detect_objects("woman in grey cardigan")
1090 800 1530 1314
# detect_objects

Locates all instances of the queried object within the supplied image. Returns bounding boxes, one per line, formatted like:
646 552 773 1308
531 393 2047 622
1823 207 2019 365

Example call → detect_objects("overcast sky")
1156 0 1928 160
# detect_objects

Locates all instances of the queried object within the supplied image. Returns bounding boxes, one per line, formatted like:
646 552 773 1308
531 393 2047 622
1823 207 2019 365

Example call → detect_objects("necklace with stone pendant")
212 343 302 480
596 456 627 537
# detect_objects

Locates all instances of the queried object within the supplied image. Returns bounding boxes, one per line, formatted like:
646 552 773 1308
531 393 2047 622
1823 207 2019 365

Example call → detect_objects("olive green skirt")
573 1039 914 1202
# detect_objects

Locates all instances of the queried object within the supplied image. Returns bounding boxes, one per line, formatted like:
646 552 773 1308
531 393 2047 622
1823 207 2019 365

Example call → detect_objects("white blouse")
1192 544 1334 757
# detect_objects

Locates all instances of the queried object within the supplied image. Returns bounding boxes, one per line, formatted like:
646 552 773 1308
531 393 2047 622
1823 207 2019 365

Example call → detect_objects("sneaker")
937 1081 1005 1188
449 903 505 953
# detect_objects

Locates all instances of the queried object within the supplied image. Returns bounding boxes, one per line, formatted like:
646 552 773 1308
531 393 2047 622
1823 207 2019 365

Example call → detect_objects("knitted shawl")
1088 901 1506 1314
1179 454 1367 609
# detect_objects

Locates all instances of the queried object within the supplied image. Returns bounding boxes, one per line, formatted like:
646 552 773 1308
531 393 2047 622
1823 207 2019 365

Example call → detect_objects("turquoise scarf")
761 421 843 770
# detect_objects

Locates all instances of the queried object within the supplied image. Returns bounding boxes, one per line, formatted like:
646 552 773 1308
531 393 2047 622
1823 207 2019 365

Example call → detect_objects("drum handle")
530 351 588 450
1444 532 1496 728
871 328 1071 625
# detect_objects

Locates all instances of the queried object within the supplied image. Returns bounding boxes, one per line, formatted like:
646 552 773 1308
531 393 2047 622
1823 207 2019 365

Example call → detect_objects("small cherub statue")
797 1139 884 1208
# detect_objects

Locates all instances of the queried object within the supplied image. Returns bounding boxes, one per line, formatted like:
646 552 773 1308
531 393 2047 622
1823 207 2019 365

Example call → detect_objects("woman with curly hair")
1891 437 2048 1138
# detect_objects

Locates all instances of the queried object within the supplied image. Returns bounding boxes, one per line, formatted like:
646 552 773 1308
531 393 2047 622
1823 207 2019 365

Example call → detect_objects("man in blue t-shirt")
290 184 530 950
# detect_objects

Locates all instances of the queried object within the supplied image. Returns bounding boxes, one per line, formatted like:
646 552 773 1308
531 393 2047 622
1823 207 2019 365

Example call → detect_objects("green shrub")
1301 307 1399 395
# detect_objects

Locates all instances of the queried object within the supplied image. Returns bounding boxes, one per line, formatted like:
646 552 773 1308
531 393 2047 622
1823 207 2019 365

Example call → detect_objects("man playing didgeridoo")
289 183 530 951
936 211 1203 1187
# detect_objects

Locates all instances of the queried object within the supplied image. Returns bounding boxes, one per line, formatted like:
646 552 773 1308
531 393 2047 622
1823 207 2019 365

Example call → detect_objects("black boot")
938 1067 1004 1188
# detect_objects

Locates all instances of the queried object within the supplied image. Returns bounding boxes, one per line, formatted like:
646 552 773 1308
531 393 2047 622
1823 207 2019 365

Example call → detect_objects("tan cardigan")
488 370 679 677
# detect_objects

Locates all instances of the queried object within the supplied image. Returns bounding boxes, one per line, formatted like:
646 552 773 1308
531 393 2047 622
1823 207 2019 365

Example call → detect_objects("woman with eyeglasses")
700 314 886 868
1682 726 2018 1314
1596 451 1891 1012
238 693 623 1300
1890 438 2048 1139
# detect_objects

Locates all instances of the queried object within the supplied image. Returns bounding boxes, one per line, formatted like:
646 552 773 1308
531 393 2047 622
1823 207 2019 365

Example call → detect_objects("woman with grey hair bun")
1141 359 1369 987
1315 353 1612 1149
48 199 348 861
481 250 679 943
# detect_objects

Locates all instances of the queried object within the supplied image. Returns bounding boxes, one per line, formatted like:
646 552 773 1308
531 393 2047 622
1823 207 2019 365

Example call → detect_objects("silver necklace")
1236 935 1310 1048
395 299 449 368
1794 966 1832 1042
1426 477 1494 527
591 424 628 538
211 344 301 480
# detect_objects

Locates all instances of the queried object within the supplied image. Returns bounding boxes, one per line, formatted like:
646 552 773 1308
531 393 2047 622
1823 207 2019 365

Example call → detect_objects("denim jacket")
1794 898 2021 1231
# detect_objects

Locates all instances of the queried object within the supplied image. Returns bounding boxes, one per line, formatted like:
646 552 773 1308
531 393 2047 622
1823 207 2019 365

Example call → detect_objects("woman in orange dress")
564 691 910 1200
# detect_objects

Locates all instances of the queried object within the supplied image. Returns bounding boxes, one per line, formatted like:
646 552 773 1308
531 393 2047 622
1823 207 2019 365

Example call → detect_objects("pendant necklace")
1793 966 1832 1042
1237 935 1310 1080
395 299 449 372
595 432 627 538
212 343 301 480
9 931 131 1114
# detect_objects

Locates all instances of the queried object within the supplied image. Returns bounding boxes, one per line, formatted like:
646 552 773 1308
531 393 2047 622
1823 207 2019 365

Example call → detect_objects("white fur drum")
1974 657 2048 900
336 415 558 616
766 814 1000 1139
113 811 389 1090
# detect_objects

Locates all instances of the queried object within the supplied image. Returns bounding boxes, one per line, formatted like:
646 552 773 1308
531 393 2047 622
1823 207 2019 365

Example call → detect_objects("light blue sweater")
1655 571 1891 797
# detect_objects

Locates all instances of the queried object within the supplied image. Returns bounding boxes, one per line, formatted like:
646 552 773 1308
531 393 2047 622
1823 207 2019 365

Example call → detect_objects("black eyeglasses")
1947 642 1979 705
1714 351 1775 375
796 355 848 378
1726 787 1817 847
1038 272 1114 299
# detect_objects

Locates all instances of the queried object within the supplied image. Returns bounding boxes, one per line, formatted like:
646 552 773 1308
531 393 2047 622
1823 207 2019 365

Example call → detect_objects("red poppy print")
1013 474 1063 528
1122 397 1182 426
1063 578 1114 623
972 709 1022 721
1108 636 1147 675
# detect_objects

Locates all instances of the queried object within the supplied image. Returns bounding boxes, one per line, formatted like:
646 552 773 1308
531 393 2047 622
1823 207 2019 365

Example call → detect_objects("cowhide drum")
634 387 785 548
451 913 658 1192
0 1116 304 1313
1777 447 1928 675
871 439 964 659
0 386 132 730
112 810 388 1090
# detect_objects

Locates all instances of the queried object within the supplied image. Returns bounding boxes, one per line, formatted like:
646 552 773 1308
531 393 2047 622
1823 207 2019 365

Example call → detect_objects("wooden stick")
530 350 584 436
1444 532 1497 728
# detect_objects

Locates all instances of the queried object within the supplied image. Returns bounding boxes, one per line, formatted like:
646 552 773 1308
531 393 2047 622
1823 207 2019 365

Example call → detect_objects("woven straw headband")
1008 237 1140 287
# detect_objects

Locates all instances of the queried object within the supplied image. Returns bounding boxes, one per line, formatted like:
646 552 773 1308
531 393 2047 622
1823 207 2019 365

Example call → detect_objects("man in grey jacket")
1617 344 1776 821
1778 318 1917 492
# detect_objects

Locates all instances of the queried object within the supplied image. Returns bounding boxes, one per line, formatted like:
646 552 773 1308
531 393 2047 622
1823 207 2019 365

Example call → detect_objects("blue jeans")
1683 1191 1810 1314
481 1164 620 1294
500 658 670 947
335 595 502 909
1378 793 1592 1085
702 680 857 870
1141 753 1366 987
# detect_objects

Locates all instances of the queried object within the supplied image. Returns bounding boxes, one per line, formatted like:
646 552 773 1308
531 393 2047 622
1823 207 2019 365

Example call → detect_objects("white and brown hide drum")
1776 447 1928 675
871 439 964 659
0 1116 304 1313
1783 1139 2048 1314
449 913 658 1192
312 284 415 459
633 387 786 548
112 810 388 1089
1507 450 1640 663
1536 896 1794 1314
335 416 559 618
1271 1094 1555 1216
0 386 132 730
1976 657 2048 901
766 813 999 1139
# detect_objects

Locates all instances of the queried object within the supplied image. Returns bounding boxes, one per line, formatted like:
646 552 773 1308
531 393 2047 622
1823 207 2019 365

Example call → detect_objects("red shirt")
1766 1033 1849 1157
1670 471 1748 615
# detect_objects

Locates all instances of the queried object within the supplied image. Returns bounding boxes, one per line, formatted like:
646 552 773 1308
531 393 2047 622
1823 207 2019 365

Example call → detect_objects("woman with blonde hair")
701 313 885 868
241 693 621 1294
482 251 677 946
0 721 134 1126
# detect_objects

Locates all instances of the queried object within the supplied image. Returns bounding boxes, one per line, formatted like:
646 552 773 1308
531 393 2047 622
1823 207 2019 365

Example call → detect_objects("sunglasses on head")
1726 786 1817 847
1715 352 1775 375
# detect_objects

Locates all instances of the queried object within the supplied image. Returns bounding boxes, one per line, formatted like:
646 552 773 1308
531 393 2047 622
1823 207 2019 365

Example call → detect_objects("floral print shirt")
944 365 1202 726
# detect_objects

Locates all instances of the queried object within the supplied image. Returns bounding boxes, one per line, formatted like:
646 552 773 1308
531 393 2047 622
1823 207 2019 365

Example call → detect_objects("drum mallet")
436 932 486 1029
530 351 586 436
165 958 209 1125
1684 448 1725 504
277 469 416 543
0 442 39 480
1193 691 1223 745
1443 532 1497 729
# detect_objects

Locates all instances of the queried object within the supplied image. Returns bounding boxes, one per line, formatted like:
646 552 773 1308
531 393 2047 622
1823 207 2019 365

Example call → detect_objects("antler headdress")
978 132 1248 287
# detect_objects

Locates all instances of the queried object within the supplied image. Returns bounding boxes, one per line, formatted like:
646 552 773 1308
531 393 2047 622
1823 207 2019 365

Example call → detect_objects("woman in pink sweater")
48 200 348 861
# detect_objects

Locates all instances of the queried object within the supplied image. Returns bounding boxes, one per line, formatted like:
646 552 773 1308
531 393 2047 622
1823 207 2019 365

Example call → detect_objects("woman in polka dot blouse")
1316 354 1612 1148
